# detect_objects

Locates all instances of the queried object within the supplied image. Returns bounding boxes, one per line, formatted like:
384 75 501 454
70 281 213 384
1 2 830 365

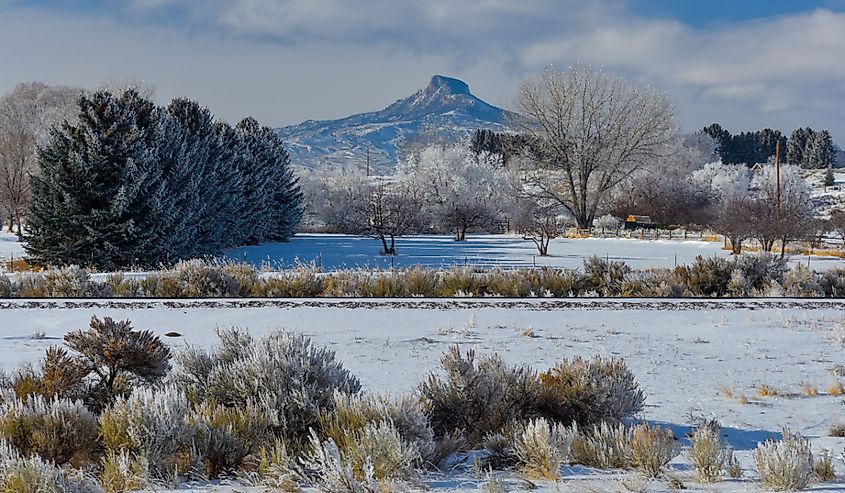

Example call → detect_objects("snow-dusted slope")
277 75 513 171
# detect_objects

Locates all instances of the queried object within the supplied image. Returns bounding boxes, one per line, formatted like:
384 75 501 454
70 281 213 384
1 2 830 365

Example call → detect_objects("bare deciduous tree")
0 82 82 233
513 64 676 229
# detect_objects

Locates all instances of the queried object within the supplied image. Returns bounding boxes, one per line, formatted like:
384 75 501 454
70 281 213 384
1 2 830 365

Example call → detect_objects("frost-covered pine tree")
24 89 167 270
807 130 836 170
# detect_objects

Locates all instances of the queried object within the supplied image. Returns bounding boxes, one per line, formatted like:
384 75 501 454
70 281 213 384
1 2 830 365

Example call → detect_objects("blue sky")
1 0 844 144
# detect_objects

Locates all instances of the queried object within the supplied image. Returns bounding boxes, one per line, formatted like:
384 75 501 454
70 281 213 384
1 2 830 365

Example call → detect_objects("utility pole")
366 144 370 177
775 140 781 208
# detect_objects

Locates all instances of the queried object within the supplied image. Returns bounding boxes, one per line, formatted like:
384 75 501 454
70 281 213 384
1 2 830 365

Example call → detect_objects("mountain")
277 75 513 172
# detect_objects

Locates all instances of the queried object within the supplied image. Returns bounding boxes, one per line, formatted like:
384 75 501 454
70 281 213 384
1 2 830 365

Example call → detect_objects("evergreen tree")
787 127 812 166
25 90 166 270
24 90 303 269
807 130 836 169
825 165 835 187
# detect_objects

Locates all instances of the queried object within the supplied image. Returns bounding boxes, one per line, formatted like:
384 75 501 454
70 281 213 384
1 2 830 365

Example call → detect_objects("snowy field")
3 298 845 492
223 233 845 271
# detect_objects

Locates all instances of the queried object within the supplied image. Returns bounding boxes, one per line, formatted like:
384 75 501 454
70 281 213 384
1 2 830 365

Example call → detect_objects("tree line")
20 88 302 270
703 123 838 169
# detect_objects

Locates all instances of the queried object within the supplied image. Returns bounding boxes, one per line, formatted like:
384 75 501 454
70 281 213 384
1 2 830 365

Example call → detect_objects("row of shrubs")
2 254 845 298
0 317 834 492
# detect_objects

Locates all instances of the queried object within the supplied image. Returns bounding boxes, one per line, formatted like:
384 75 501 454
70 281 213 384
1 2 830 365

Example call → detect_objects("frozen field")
3 298 845 492
223 233 845 271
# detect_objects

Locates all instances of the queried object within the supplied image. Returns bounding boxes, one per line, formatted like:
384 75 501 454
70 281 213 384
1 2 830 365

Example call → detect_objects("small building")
624 214 656 230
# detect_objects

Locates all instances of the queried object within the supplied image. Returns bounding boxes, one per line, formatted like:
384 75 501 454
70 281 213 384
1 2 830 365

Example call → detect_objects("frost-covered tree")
514 64 676 229
748 164 814 257
24 90 302 269
0 82 82 233
24 89 166 270
806 130 836 170
787 127 814 166
397 144 506 240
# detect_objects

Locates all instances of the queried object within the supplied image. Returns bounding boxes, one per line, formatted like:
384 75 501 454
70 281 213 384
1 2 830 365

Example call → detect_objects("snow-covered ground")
0 230 24 262
223 233 845 271
3 298 845 492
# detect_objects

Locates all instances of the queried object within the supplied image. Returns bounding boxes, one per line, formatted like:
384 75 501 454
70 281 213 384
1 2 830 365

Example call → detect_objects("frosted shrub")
754 428 813 491
628 423 678 478
256 439 299 491
172 259 240 297
188 399 277 477
13 266 100 298
513 418 572 479
570 422 632 469
582 256 630 296
340 421 419 481
100 449 149 493
176 328 360 444
0 439 100 493
813 449 835 481
301 431 379 493
818 268 845 297
676 256 733 296
0 275 11 297
100 387 193 479
0 395 98 466
257 267 325 297
688 425 726 482
320 392 435 464
537 355 645 426
419 346 539 446
783 264 824 297
733 254 786 293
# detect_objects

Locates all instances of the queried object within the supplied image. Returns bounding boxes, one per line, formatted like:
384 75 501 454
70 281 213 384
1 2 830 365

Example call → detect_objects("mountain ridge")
278 75 513 172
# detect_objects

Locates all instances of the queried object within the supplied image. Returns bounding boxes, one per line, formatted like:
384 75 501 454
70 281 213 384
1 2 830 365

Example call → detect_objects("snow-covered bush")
0 395 98 466
320 392 435 464
513 418 572 479
537 355 645 426
336 421 419 482
300 431 380 493
733 254 786 292
256 439 299 490
582 256 631 297
0 275 11 297
754 428 813 491
13 266 100 298
99 450 149 493
688 425 726 482
628 423 678 478
255 267 325 297
188 399 277 478
175 328 360 444
569 422 632 469
783 264 824 297
419 346 539 446
0 439 100 493
100 387 193 479
676 256 733 296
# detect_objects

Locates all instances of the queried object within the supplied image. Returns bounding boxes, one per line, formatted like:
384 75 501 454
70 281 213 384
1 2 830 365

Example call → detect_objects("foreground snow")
2 299 845 491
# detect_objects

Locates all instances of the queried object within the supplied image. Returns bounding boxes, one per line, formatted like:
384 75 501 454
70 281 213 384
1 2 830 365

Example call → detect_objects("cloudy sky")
1 0 844 142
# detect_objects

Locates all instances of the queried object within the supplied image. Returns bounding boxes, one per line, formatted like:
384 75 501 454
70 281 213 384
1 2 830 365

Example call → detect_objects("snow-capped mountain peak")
278 75 512 172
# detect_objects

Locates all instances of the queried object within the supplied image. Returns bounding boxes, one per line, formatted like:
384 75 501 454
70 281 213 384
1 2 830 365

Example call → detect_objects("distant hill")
277 75 514 172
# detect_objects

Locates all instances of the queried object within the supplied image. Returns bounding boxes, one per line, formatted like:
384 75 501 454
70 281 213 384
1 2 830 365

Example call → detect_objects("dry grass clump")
754 428 813 491
100 449 149 493
827 381 845 396
813 449 835 481
513 418 572 479
0 439 87 493
800 382 819 397
757 383 783 398
570 422 633 469
828 420 845 437
628 424 678 478
688 424 726 482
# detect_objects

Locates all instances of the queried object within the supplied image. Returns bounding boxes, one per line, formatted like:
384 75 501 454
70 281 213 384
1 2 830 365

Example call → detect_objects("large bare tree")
514 64 676 229
0 82 81 233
